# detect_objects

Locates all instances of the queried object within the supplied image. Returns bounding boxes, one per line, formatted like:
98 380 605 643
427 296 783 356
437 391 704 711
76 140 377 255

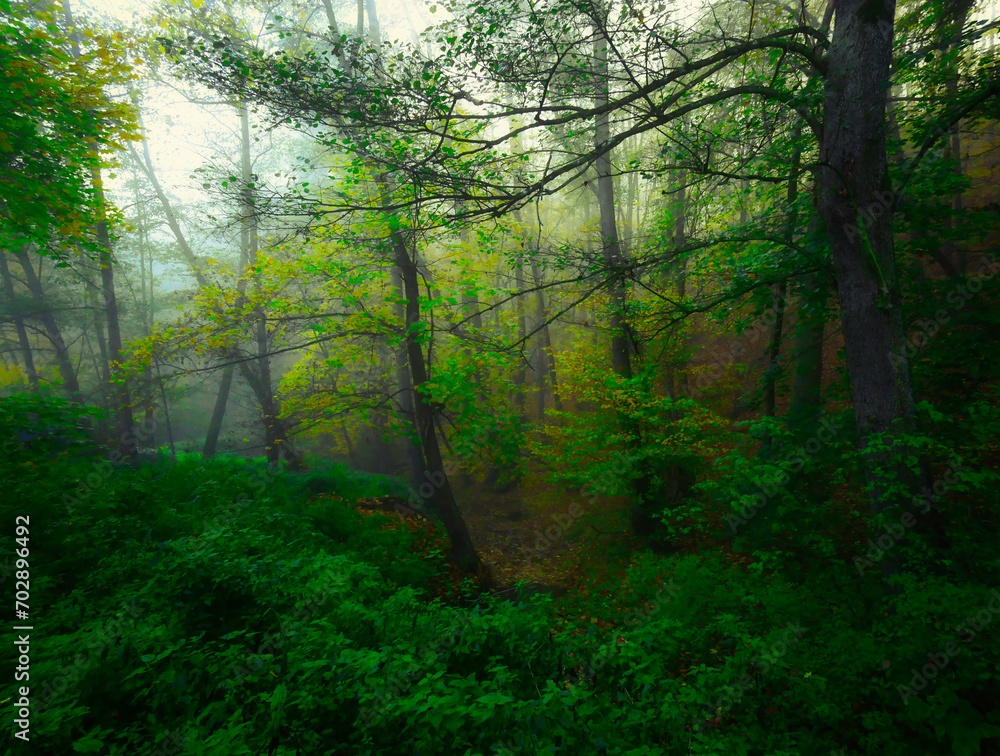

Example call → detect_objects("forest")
2 0 1000 752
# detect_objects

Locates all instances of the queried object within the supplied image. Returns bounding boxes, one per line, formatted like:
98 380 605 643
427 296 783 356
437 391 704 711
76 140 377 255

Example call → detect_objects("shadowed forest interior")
2 0 1000 753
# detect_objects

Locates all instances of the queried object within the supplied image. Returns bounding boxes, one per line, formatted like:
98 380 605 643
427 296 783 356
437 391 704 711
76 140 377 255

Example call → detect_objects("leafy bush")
533 358 731 544
4 390 1000 755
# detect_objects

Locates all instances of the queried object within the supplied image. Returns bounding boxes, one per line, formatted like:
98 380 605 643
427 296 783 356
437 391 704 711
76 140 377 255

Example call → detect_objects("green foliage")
0 0 140 254
695 411 857 566
425 350 528 485
0 392 102 455
285 459 412 502
902 264 1000 411
536 357 730 543
4 410 1000 755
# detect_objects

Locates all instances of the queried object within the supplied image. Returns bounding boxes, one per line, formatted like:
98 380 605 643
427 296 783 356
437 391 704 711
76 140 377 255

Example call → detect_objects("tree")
0 0 139 256
160 0 1000 582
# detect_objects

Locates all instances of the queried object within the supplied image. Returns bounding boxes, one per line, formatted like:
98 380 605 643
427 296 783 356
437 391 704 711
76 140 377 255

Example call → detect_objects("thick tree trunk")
819 0 946 579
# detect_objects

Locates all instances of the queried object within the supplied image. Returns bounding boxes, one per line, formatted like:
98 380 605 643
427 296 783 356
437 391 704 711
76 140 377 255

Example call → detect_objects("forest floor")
453 471 640 596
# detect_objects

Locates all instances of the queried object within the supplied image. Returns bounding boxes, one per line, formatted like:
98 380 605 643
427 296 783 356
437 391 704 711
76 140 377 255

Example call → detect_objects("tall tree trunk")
92 279 109 385
64 0 131 450
941 1 976 278
623 168 637 252
945 77 966 278
134 164 157 438
237 103 301 470
95 188 136 457
203 364 234 459
761 281 787 421
512 247 529 422
132 126 239 461
331 0 487 582
391 267 427 489
788 272 828 435
0 251 39 390
595 16 669 540
390 228 484 574
455 224 488 481
818 0 946 581
761 124 804 437
155 357 177 461
130 136 210 288
532 257 562 418
670 168 690 399
319 0 349 71
363 0 381 42
593 25 632 380
15 250 80 400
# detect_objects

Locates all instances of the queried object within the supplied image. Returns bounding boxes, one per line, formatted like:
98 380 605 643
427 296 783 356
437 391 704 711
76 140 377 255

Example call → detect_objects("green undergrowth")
2 394 1000 755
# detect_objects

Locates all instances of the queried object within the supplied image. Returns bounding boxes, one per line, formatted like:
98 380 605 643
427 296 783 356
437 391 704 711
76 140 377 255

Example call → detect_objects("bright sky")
73 0 438 291
69 0 998 294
